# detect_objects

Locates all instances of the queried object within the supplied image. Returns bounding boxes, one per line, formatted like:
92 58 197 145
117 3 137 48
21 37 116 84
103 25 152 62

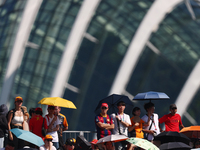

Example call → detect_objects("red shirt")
159 113 182 132
29 115 48 139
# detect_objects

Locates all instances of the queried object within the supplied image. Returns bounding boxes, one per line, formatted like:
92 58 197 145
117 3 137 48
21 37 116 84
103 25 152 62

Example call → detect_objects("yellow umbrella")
38 97 77 109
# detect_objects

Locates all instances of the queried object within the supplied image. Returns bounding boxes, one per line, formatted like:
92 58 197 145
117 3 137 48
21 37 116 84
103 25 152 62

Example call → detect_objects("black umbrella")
159 142 192 150
154 131 191 145
133 91 170 102
95 94 134 115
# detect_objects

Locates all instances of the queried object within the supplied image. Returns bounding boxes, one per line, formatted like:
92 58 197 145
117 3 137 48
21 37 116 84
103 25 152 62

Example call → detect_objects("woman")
128 107 150 138
7 96 25 149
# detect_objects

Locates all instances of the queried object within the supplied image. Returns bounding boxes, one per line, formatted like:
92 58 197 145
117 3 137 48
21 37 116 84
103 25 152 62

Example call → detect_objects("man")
95 103 114 140
111 101 131 150
39 135 56 150
29 107 48 139
141 102 160 141
54 106 68 150
45 105 60 149
159 104 184 132
64 138 76 150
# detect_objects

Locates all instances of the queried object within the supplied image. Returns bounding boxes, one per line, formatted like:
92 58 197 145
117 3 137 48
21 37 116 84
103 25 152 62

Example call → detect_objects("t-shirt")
111 113 131 136
129 116 145 138
58 113 68 136
29 115 48 139
159 113 182 132
39 145 56 150
45 115 61 142
141 113 160 141
95 113 114 139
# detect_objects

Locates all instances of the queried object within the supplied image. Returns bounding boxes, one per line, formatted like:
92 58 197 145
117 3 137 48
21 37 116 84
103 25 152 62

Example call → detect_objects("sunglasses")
16 100 23 103
46 139 52 142
101 107 108 109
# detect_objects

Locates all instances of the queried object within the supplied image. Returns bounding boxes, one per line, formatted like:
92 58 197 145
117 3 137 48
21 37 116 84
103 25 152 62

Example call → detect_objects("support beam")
0 0 43 107
109 0 183 95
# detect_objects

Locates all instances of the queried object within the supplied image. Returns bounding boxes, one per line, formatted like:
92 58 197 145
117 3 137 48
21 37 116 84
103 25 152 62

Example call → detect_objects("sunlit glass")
101 107 107 109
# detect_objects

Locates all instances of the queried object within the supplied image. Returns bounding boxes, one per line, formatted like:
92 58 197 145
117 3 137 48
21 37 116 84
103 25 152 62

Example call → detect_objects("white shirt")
141 113 160 141
39 145 56 150
111 113 131 136
45 115 61 142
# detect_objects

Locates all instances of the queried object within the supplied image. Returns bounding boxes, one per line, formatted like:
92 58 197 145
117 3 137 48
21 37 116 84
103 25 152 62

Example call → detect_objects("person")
54 106 68 150
95 103 114 139
64 138 76 150
7 96 25 149
0 141 14 150
45 105 60 149
159 104 184 132
29 107 48 140
21 106 29 131
29 108 35 119
0 104 8 148
101 141 115 150
128 107 150 138
141 102 160 142
90 139 99 150
111 101 131 150
39 134 56 150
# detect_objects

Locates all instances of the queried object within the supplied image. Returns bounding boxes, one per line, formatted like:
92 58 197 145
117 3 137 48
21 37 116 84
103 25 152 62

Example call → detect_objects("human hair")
29 108 35 117
132 107 140 116
35 110 43 116
117 101 126 106
144 102 154 112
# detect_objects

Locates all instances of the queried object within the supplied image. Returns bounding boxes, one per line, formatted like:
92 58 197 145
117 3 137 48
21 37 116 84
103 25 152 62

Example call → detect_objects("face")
170 108 177 115
54 106 60 116
65 144 75 150
44 139 52 146
15 100 23 107
105 142 113 150
117 104 125 112
134 110 141 116
101 106 108 114
147 106 155 114
48 107 55 114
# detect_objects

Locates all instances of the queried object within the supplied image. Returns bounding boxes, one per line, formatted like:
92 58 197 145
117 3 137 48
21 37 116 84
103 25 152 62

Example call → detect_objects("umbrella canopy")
10 128 44 147
38 97 76 109
180 126 200 138
133 91 170 101
95 94 133 115
96 134 128 144
154 131 190 145
159 142 192 150
126 137 159 150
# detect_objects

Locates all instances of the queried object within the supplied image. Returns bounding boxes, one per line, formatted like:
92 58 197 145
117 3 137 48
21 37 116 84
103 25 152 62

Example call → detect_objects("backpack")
6 108 24 128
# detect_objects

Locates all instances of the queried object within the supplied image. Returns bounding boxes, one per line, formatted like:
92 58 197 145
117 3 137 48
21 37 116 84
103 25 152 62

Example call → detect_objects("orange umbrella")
180 126 200 138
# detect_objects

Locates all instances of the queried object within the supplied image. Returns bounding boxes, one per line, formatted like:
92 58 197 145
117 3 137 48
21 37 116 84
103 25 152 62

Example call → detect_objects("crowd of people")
0 96 198 150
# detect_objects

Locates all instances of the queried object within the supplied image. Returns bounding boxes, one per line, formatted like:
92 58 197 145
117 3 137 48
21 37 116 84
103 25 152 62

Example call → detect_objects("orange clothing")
129 116 145 138
29 115 48 139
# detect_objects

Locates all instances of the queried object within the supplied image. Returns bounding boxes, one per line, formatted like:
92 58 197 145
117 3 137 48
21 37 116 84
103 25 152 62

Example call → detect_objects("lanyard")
117 113 124 121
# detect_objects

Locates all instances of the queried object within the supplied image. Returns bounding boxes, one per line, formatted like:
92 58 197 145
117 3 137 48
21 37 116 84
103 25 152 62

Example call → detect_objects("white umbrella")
96 134 128 144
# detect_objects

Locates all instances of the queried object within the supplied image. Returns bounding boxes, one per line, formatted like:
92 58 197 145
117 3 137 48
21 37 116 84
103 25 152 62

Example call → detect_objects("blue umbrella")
10 128 44 147
133 91 170 101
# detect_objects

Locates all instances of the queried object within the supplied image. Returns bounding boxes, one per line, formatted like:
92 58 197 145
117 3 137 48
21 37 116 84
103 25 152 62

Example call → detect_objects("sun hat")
15 96 23 102
44 135 53 140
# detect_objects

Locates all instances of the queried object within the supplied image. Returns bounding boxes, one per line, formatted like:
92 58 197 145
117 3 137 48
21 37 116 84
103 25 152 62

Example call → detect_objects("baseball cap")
35 107 42 112
101 103 108 108
90 139 98 144
65 138 76 145
170 104 177 110
15 96 23 102
44 135 53 140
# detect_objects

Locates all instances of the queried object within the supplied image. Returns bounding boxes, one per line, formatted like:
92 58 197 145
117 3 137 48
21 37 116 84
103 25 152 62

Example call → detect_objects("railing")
62 130 96 142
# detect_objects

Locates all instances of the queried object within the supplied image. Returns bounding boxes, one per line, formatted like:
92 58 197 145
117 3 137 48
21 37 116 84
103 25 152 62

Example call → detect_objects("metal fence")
62 130 96 142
